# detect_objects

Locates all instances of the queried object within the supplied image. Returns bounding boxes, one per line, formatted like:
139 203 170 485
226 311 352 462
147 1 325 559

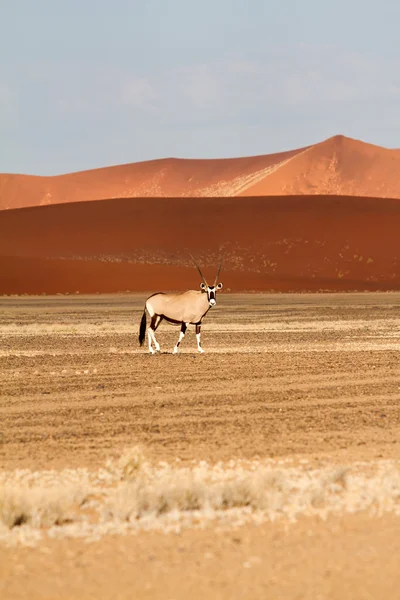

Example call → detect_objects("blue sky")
1 0 400 174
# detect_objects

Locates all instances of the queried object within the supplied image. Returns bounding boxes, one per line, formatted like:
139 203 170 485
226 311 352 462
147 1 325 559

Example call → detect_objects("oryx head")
190 254 224 307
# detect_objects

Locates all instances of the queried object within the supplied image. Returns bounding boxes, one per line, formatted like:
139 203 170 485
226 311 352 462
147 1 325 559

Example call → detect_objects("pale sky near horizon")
1 0 400 175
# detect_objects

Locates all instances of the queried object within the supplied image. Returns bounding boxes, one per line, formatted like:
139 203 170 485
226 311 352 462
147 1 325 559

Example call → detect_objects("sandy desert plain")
1 292 400 599
1 136 400 599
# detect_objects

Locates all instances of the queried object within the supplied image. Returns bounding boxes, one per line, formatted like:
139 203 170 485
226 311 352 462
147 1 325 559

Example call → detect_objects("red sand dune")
1 194 400 294
0 148 302 210
2 135 400 210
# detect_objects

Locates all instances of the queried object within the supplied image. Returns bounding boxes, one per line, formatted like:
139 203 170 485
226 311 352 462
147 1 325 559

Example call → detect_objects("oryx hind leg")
173 322 187 354
148 315 162 354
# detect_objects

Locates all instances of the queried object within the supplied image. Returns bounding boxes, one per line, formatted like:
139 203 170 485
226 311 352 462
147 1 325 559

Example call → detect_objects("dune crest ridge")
2 135 400 210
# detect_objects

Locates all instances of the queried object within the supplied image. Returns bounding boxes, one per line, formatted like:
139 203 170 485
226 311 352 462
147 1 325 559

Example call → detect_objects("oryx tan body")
138 256 224 354
147 290 211 325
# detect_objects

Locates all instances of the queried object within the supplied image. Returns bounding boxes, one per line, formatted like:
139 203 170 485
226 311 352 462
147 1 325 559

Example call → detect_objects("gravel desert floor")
1 293 400 599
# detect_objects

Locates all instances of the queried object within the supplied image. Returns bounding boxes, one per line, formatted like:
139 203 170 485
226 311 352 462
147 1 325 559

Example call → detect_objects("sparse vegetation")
1 448 400 546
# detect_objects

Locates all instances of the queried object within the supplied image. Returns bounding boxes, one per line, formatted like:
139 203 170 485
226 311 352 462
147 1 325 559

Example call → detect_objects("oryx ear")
200 283 207 290
216 282 223 290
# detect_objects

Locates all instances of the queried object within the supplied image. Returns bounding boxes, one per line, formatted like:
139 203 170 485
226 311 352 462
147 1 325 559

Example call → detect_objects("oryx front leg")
148 315 161 354
173 322 187 354
196 323 204 353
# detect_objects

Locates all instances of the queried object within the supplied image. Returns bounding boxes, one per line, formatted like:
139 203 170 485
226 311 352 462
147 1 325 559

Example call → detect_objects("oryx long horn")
190 254 208 286
213 254 224 286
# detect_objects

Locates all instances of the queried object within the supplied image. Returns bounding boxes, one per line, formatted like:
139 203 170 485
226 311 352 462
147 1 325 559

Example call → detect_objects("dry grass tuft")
1 450 400 546
105 445 147 481
0 484 88 529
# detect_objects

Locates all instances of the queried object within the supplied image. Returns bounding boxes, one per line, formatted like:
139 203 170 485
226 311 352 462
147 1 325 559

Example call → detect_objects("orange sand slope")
1 194 400 294
0 147 303 210
2 135 400 210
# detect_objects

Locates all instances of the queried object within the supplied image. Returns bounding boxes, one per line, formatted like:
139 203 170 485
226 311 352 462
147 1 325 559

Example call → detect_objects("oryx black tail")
139 310 146 346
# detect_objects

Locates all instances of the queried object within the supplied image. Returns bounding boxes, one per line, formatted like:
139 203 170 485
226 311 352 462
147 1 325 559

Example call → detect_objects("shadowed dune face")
1 194 400 294
2 135 400 210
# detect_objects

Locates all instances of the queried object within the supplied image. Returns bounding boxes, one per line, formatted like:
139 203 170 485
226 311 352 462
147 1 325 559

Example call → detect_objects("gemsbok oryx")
138 256 223 354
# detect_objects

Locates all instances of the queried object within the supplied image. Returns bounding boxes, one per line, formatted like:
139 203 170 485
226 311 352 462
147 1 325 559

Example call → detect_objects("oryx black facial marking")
138 254 224 354
200 281 223 308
